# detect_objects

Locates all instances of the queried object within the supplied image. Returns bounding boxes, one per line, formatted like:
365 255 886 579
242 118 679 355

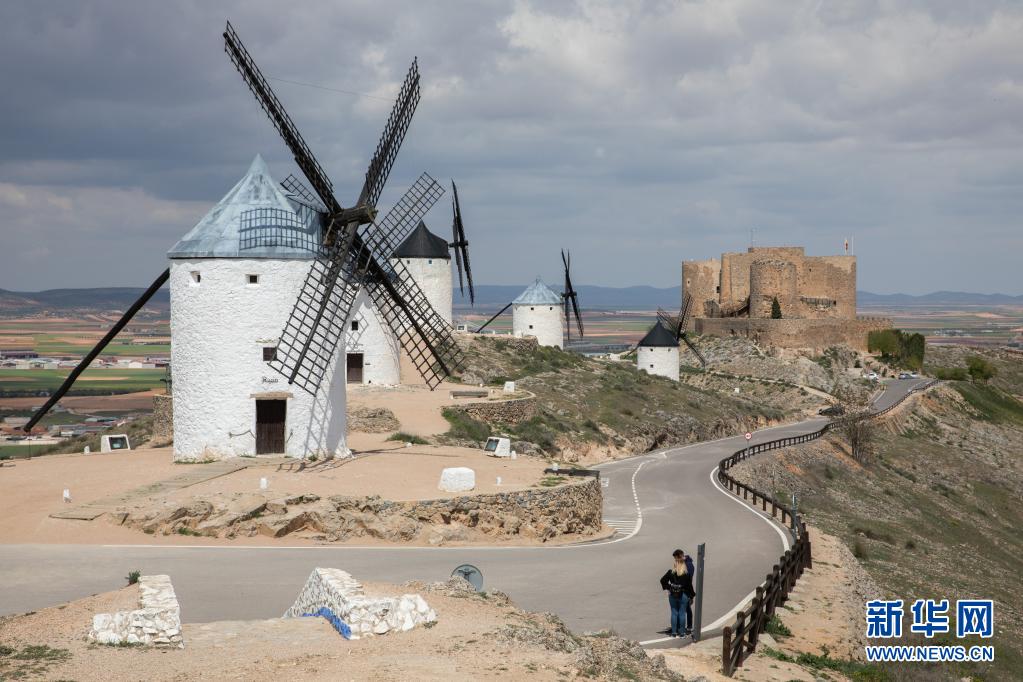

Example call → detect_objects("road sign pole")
693 542 706 641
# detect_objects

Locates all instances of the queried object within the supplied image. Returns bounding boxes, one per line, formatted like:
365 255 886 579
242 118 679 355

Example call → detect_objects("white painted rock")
438 467 476 492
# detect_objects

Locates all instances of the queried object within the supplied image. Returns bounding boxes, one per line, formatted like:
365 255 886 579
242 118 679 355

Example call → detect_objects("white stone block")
438 467 476 492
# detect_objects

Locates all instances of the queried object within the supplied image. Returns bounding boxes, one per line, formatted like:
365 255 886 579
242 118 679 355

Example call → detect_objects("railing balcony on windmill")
239 207 323 255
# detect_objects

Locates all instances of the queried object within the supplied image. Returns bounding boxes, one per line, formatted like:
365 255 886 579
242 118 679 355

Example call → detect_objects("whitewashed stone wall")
345 289 401 386
512 303 564 348
88 575 183 648
391 256 452 325
170 258 347 460
637 345 680 381
284 568 436 639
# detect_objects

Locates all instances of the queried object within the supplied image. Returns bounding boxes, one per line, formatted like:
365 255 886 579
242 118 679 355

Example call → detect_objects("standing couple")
660 548 696 638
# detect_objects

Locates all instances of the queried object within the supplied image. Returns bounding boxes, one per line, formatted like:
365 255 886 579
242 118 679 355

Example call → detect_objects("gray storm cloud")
0 1 1020 293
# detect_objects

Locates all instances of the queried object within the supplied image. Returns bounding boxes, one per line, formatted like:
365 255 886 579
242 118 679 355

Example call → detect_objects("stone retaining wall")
446 393 538 425
88 575 183 648
695 316 892 352
125 477 603 545
284 568 436 639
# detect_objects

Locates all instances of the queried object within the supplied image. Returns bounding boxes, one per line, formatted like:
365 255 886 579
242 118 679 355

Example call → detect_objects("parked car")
818 405 846 417
898 372 911 379
862 371 879 381
910 372 919 378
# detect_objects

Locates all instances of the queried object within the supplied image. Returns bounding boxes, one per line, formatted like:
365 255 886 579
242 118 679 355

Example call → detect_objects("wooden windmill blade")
561 249 584 339
21 269 170 432
680 332 707 367
225 21 461 391
656 307 681 337
359 58 420 208
449 180 474 305
224 21 340 215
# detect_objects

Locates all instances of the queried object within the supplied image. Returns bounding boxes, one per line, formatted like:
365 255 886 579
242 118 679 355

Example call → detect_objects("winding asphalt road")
0 378 929 646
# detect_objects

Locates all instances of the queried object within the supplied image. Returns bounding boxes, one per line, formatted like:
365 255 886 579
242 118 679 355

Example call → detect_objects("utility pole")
693 543 706 641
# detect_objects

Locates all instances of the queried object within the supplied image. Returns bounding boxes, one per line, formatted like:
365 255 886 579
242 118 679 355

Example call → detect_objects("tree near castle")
770 297 782 319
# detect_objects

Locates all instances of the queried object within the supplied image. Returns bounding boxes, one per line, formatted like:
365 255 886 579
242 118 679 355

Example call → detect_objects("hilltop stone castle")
682 246 890 351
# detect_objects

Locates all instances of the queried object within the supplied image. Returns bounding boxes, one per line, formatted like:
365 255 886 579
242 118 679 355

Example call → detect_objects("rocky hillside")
729 376 1023 681
452 335 822 464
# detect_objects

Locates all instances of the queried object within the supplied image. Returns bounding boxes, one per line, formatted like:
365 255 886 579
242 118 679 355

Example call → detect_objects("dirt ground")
0 443 563 546
0 582 579 681
162 443 547 505
660 528 873 681
347 381 510 436
0 447 185 544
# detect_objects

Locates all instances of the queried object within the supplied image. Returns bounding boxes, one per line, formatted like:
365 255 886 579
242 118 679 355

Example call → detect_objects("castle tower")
512 278 564 348
167 155 347 461
749 259 798 319
636 321 680 381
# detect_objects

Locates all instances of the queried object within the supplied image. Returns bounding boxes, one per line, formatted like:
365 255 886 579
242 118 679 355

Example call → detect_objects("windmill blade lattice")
359 59 420 207
269 176 448 393
225 21 462 391
224 21 339 213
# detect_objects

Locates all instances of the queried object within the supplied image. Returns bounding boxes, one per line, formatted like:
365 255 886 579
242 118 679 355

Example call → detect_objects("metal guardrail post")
693 542 706 642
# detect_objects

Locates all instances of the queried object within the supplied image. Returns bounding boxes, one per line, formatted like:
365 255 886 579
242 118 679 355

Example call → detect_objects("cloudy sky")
1 1 1020 294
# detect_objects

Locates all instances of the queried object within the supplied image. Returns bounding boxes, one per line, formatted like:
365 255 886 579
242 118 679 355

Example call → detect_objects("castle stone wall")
682 258 721 321
794 255 856 319
694 317 892 352
749 259 798 319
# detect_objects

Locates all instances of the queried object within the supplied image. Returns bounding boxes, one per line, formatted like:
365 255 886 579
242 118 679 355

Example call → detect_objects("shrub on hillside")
967 355 996 383
868 329 925 370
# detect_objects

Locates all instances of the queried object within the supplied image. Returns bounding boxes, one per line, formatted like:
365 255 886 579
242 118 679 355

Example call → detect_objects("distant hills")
856 291 1023 306
1 284 1020 316
0 287 170 315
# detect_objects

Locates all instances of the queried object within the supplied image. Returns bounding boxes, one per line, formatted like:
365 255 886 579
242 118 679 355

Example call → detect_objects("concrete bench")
449 390 489 399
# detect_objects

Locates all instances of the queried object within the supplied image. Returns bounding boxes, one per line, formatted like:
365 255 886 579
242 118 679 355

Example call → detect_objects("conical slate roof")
638 321 679 347
393 221 450 260
513 278 562 305
168 155 319 259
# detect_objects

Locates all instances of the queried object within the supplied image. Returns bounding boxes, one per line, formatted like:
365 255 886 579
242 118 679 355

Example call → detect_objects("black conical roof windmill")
222 21 462 392
657 292 706 366
561 249 584 342
449 181 475 305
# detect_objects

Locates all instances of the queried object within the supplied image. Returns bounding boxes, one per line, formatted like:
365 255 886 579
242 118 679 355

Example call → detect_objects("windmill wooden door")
346 353 364 384
255 399 286 454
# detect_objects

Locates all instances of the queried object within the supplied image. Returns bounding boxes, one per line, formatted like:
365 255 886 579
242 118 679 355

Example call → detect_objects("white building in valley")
512 278 564 348
636 321 680 381
167 155 347 461
343 221 453 386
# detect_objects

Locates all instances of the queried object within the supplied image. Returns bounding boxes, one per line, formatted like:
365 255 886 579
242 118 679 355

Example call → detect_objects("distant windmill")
474 252 583 349
657 292 707 367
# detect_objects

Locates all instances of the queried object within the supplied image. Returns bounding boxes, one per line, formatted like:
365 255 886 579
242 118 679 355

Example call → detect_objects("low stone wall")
284 568 436 639
446 393 538 425
151 394 173 443
88 575 183 648
124 477 603 545
695 316 892 352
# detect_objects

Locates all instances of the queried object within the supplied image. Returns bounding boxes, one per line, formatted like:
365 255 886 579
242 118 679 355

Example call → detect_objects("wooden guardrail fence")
718 379 938 676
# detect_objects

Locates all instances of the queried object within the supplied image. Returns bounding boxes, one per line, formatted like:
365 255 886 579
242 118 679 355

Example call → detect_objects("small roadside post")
790 493 799 541
693 542 706 641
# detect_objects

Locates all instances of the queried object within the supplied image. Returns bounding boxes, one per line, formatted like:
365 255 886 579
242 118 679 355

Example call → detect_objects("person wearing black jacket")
659 549 696 637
